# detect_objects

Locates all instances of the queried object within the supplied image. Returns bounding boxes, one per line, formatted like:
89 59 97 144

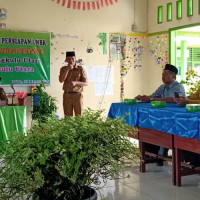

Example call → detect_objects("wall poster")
0 30 50 86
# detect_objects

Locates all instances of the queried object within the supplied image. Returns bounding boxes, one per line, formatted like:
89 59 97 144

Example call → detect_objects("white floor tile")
97 163 200 200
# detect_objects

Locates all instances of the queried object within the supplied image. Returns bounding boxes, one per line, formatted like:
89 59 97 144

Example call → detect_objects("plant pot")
32 186 97 200
82 186 97 200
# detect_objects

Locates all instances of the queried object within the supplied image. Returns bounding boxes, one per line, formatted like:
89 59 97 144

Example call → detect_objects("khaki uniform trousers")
63 92 83 117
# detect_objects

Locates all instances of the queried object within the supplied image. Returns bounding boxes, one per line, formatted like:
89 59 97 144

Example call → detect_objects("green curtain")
0 106 27 141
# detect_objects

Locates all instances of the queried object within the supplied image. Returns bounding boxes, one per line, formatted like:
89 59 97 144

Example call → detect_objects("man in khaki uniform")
59 51 88 116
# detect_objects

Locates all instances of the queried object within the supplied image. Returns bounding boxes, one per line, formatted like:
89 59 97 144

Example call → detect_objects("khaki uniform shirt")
188 88 200 104
60 65 87 93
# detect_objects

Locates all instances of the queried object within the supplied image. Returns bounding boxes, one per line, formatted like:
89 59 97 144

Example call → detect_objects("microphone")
11 84 15 105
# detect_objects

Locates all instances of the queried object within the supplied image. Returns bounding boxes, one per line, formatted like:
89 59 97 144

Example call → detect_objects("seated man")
175 88 200 167
136 64 185 102
135 64 186 165
0 87 8 105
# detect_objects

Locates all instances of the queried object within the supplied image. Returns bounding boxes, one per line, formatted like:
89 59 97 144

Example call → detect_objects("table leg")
172 147 176 186
175 148 181 186
139 141 146 172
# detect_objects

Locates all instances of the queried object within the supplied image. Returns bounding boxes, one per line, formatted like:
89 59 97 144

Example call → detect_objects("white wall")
146 0 200 95
148 0 200 33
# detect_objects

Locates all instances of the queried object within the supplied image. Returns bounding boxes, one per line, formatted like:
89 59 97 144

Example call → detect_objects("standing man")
59 51 88 117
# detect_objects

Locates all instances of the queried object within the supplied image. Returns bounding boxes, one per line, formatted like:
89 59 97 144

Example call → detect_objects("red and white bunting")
77 1 81 9
92 1 96 10
100 0 104 7
96 1 100 9
87 2 90 10
51 0 119 10
83 2 86 10
109 0 114 5
73 1 76 9
62 0 66 6
67 0 71 8
104 0 109 6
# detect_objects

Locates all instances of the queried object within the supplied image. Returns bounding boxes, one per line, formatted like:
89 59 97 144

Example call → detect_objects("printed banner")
0 30 50 86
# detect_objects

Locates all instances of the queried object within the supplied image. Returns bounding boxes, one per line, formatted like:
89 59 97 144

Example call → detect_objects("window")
187 0 193 17
176 1 182 19
158 6 163 24
167 3 172 21
199 0 200 14
187 47 200 69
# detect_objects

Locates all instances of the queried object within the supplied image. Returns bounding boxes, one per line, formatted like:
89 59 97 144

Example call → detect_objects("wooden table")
108 102 200 186
174 135 200 186
139 128 176 185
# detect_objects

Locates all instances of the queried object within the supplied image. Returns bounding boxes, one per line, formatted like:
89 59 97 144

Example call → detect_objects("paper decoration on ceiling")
51 0 119 10
149 34 169 69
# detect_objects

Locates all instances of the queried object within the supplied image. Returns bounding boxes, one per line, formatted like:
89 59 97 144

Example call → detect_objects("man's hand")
68 81 77 88
135 95 150 102
141 95 150 102
135 95 142 101
174 97 188 106
67 64 74 70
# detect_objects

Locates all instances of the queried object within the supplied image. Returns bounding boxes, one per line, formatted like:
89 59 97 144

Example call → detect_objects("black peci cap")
66 51 75 57
164 64 178 75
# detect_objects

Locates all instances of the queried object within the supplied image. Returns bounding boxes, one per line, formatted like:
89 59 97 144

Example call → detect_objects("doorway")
169 24 200 83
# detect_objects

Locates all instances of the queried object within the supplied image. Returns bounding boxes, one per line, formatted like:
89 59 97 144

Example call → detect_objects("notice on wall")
109 34 126 60
0 30 50 85
83 66 113 96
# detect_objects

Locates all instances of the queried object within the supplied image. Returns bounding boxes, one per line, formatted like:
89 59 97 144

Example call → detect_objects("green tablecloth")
0 106 27 141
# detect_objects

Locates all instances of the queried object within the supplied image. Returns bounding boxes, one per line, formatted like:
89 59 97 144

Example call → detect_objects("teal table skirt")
0 106 27 141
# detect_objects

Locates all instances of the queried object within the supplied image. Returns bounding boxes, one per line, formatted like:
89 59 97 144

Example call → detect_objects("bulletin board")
0 30 50 86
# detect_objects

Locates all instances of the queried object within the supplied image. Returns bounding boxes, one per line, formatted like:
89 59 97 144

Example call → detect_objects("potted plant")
0 109 138 200
32 82 57 124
